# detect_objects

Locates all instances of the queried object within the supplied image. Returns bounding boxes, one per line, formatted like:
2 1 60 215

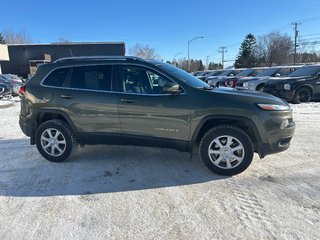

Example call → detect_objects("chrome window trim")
40 63 187 96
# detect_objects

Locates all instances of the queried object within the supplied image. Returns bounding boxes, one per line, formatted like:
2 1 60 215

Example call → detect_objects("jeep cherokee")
19 56 295 175
263 65 320 104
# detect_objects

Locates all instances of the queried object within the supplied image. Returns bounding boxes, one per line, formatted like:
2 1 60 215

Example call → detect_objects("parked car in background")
263 65 320 103
193 71 205 76
202 70 224 82
222 68 264 88
237 66 300 91
195 70 221 82
0 83 11 99
194 71 211 80
0 74 23 96
207 69 243 87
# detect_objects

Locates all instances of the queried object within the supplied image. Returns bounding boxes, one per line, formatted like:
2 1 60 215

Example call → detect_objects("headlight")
243 82 249 88
280 119 289 129
257 103 291 111
283 84 291 90
208 80 217 86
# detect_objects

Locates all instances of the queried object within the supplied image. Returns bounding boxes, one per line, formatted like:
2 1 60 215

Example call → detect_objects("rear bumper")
19 115 32 137
258 121 295 158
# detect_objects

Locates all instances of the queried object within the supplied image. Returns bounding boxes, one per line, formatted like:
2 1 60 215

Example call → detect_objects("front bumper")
258 121 295 158
264 88 295 102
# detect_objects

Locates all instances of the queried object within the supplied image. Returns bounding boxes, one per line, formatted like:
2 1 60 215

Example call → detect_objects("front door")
115 65 191 144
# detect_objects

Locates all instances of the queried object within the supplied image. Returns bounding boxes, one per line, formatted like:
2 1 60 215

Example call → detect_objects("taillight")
19 85 26 95
226 79 239 88
225 80 233 87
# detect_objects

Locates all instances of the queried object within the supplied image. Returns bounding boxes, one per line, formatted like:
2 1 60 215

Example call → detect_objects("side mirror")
275 73 281 77
162 84 180 94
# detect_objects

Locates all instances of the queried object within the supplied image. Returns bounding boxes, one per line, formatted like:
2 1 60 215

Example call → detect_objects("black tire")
199 125 254 175
35 119 77 162
292 87 312 104
256 84 265 92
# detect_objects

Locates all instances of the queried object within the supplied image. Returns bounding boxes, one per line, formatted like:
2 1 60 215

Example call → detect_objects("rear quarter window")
42 68 69 87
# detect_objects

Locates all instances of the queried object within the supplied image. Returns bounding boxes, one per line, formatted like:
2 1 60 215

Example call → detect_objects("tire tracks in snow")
223 177 277 239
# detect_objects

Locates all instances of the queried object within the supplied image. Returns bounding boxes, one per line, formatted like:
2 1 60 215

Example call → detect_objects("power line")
300 32 320 37
297 15 320 23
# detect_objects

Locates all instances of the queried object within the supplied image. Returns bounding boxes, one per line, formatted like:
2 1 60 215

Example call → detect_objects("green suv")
19 56 295 175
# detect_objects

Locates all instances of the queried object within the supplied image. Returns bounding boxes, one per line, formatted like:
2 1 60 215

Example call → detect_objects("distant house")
0 42 125 78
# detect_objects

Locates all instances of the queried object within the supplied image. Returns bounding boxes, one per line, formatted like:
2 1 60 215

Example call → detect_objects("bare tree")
256 32 292 66
1 29 32 44
0 33 5 44
129 43 159 59
56 37 70 43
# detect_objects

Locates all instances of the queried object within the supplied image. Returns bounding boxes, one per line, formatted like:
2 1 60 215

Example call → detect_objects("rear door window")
69 65 112 91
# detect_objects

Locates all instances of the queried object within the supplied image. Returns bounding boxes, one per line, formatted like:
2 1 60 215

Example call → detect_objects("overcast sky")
1 0 320 66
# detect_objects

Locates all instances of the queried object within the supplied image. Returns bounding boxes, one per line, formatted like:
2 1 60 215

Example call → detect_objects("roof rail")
53 56 146 64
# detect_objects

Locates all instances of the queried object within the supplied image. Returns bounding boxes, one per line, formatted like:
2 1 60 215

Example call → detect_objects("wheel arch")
31 110 77 144
189 115 262 152
256 83 265 90
294 84 314 96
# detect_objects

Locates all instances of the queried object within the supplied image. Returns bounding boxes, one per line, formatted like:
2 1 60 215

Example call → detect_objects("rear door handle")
60 94 73 99
120 98 137 104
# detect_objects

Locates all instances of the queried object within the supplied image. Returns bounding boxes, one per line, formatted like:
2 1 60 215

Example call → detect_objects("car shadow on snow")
0 138 228 197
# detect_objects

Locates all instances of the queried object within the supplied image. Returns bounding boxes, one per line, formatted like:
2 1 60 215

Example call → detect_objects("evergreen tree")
208 62 222 70
235 33 257 68
198 60 204 71
0 33 5 44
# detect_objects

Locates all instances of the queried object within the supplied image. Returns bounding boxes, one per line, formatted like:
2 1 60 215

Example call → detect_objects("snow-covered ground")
0 99 319 240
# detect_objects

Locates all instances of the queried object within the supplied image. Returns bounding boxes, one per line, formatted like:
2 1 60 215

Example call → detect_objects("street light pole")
174 52 183 59
187 36 204 72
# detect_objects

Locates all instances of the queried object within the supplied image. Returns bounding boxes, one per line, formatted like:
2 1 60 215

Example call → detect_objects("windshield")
0 76 9 82
256 68 279 77
288 65 320 77
154 62 209 88
207 71 219 76
219 70 233 76
236 69 254 76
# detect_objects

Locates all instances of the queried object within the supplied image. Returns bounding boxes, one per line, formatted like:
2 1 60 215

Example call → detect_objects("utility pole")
205 55 210 69
292 22 301 65
218 47 227 69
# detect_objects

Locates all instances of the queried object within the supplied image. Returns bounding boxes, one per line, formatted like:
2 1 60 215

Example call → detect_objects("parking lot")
0 98 319 240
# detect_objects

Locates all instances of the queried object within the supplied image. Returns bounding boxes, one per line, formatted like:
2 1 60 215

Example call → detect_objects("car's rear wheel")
35 120 77 162
292 87 312 104
199 125 254 175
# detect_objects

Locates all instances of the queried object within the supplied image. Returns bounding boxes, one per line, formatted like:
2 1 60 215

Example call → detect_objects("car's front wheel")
256 84 265 92
199 125 254 175
292 87 312 104
35 120 77 162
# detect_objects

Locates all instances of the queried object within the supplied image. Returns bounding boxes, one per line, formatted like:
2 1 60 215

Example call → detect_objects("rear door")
42 64 120 136
115 64 191 143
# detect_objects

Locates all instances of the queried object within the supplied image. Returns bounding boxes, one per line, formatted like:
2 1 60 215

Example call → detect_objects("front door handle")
120 98 137 104
60 94 73 99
